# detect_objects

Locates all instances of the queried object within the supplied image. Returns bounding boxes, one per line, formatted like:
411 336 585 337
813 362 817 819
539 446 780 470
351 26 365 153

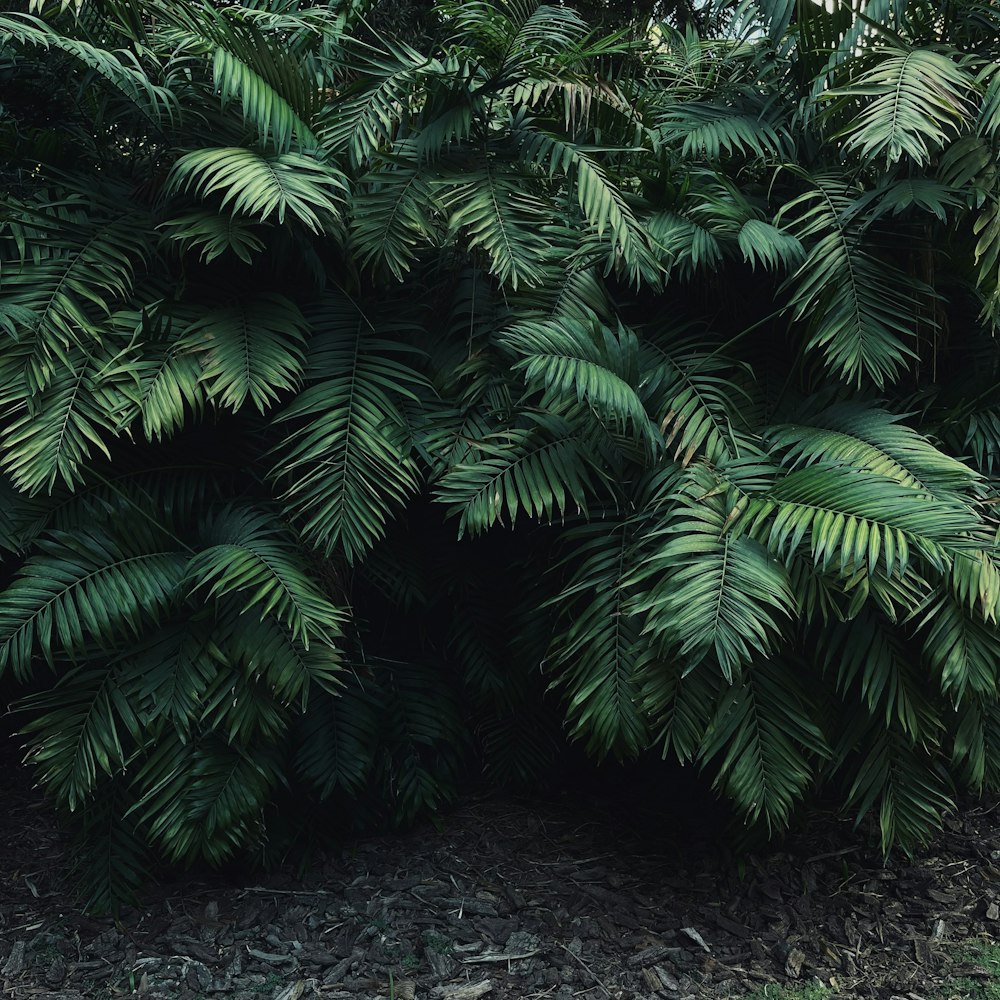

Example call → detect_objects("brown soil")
3 738 1000 1000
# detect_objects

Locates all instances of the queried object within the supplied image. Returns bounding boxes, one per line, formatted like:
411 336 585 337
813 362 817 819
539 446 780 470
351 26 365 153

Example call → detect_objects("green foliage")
3 0 1000 911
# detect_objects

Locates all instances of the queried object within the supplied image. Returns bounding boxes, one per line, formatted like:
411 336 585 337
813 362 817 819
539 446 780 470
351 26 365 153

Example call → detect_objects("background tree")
1 0 1000 909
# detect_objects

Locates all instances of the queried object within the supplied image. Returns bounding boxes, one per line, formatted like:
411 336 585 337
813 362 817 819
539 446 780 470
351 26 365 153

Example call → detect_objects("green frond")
197 660 290 743
126 620 225 731
318 36 434 167
351 149 439 279
445 0 591 79
917 595 1000 703
639 659 726 764
0 12 176 123
121 333 206 443
444 166 553 289
640 338 751 464
69 779 150 916
647 211 723 280
434 412 604 537
500 318 659 451
0 345 133 493
767 402 981 502
820 611 939 739
951 550 1000 624
158 211 266 265
212 39 318 153
295 684 378 798
738 219 805 271
657 102 788 161
545 521 648 760
629 467 796 682
741 464 983 578
133 733 283 864
830 48 974 166
0 522 187 679
702 658 829 832
1 202 152 370
185 505 345 649
19 663 142 810
166 147 346 234
517 128 657 281
181 294 308 414
225 613 344 705
841 722 954 853
269 297 424 562
952 696 1000 791
778 177 920 387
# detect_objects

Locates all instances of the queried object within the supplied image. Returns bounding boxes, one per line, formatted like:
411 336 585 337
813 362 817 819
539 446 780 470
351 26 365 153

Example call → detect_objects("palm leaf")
166 147 346 234
629 467 796 682
545 521 648 759
269 295 424 563
701 658 829 832
830 47 974 166
0 522 187 679
185 505 345 650
434 412 604 537
181 294 308 414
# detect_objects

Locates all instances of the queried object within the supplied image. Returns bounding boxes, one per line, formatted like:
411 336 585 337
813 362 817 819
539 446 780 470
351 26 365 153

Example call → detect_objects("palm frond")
629 467 796 682
545 521 648 760
185 505 345 650
778 176 921 387
0 12 176 123
767 402 981 502
269 295 424 562
0 521 186 680
741 464 983 578
500 318 660 451
830 47 974 166
166 147 346 234
434 412 604 537
181 294 308 414
701 657 829 832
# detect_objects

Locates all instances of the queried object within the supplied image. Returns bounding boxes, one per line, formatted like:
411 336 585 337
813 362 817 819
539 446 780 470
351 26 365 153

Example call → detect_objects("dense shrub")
2 0 1000 908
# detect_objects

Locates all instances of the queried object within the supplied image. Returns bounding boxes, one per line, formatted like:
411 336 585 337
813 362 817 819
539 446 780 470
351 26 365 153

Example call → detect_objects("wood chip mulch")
3 742 1000 1000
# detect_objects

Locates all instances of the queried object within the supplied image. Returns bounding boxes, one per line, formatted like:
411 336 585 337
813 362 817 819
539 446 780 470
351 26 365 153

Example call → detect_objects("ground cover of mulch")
4 746 1000 1000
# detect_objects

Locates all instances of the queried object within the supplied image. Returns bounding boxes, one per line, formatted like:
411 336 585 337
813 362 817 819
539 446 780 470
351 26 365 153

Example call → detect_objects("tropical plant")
2 0 1000 910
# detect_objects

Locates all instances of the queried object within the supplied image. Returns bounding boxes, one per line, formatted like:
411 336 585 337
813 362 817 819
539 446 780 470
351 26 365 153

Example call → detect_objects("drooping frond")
545 521 648 759
629 466 796 682
185 505 345 649
701 657 830 832
830 48 974 167
351 150 439 279
0 345 132 493
639 336 752 464
820 610 939 738
19 663 142 810
434 412 604 537
778 176 921 387
133 732 283 864
0 12 176 123
0 521 187 679
166 148 346 233
444 165 554 289
180 294 308 414
158 211 266 265
500 318 660 451
841 720 954 853
767 402 981 502
269 295 424 563
741 464 983 577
